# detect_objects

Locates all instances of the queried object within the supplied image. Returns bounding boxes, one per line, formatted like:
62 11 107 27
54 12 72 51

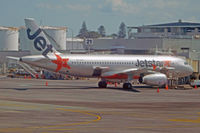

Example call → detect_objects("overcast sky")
0 0 200 35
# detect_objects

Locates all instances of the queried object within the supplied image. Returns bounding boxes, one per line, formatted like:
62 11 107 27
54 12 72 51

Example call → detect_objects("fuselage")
21 54 193 80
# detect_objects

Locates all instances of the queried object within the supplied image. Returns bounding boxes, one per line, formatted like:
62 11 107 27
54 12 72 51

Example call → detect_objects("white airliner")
10 18 194 89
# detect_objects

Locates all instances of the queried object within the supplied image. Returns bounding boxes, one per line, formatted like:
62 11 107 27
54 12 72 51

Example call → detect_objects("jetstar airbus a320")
10 18 194 89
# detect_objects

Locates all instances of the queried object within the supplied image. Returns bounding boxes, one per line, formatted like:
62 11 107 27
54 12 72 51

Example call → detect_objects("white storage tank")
19 26 67 51
42 26 67 50
19 26 29 51
0 27 19 51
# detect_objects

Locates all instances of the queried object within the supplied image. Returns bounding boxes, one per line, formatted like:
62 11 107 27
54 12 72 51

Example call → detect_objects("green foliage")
77 21 100 38
77 21 88 38
118 22 126 38
98 25 106 37
76 21 127 39
108 33 118 39
87 31 101 38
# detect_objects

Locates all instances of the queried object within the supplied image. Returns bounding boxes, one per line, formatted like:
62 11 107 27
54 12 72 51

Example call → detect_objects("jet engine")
143 73 167 86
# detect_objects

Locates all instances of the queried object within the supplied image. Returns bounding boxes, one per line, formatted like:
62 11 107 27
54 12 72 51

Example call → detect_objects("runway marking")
0 106 102 132
0 99 199 131
97 111 188 119
0 110 22 113
128 125 200 129
169 112 200 123
47 128 74 131
30 108 101 129
0 128 33 132
0 102 36 109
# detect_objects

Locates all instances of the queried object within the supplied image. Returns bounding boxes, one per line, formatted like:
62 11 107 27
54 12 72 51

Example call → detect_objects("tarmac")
0 78 200 133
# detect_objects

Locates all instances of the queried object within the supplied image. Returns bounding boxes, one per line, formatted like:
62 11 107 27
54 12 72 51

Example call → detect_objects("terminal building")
128 19 200 39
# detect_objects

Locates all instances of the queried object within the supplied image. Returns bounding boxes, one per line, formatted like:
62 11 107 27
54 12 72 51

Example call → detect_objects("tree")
118 22 126 38
109 33 118 39
87 31 101 38
77 21 88 38
98 25 106 37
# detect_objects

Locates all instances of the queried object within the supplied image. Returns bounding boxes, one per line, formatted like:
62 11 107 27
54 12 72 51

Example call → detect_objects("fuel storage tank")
0 27 19 51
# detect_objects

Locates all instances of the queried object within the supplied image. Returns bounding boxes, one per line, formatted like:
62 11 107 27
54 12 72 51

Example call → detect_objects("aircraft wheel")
98 81 107 88
123 83 132 89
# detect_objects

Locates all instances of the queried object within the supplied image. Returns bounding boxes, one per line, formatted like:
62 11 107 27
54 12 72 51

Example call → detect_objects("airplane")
8 18 194 89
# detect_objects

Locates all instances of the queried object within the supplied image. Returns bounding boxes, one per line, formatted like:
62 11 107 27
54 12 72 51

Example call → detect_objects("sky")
0 0 200 36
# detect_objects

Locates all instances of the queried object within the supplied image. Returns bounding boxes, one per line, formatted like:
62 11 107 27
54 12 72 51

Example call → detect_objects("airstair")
18 62 38 78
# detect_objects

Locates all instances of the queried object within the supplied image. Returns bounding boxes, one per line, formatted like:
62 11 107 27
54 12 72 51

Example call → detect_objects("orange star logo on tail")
51 54 71 72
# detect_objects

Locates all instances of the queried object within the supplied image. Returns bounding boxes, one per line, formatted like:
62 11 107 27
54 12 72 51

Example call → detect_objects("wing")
101 68 147 80
101 65 175 81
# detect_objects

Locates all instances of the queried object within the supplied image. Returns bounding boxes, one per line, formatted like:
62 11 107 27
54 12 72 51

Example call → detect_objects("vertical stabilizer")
24 18 60 56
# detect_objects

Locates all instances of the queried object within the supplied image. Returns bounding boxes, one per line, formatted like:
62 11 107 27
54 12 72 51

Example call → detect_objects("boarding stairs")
18 62 38 78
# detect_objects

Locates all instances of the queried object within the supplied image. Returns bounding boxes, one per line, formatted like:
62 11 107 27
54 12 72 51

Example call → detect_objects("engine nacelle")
143 73 167 86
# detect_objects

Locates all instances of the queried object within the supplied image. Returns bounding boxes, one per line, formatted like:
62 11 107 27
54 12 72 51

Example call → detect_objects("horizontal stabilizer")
6 56 20 61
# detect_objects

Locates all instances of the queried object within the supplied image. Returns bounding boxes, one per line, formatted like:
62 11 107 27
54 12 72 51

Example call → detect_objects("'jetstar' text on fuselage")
135 59 164 67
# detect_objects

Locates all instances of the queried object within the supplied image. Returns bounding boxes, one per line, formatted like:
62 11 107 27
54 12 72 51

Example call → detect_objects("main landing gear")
98 81 107 88
123 83 132 89
98 80 132 89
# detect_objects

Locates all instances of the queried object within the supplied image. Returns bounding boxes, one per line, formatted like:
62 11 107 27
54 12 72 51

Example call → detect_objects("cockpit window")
184 62 189 65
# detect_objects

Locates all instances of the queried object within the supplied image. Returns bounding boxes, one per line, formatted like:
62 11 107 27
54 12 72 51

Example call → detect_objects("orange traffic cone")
45 81 48 86
157 88 160 93
165 85 168 90
115 83 117 87
195 85 197 89
35 74 39 79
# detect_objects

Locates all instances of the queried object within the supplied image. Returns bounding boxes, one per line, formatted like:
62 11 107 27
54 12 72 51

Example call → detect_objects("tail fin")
24 18 60 56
